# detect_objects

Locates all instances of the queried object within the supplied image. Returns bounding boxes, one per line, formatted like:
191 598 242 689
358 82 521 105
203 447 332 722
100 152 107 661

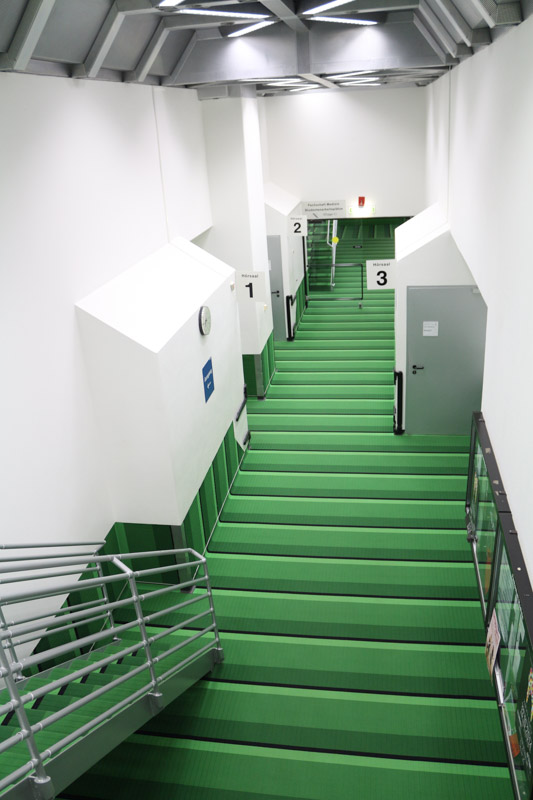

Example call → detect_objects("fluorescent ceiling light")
177 8 269 17
227 20 277 36
340 81 381 85
158 0 184 6
325 71 374 79
289 85 320 91
303 0 352 14
265 79 305 86
309 15 377 24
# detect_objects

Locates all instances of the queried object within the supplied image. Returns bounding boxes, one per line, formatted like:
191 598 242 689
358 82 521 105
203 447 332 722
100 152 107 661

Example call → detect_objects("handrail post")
0 645 55 799
94 561 117 638
201 558 224 664
0 606 22 681
111 558 162 706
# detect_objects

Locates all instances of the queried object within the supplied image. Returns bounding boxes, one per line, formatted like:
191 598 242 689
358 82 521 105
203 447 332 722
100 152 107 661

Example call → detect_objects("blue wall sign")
202 358 215 403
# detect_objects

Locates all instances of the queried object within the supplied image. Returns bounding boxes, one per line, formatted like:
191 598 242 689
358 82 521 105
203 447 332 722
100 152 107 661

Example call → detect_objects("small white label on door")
423 321 439 337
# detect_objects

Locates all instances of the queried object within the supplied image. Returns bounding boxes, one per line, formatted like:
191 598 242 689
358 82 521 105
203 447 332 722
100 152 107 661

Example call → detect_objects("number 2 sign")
366 260 396 290
288 216 308 236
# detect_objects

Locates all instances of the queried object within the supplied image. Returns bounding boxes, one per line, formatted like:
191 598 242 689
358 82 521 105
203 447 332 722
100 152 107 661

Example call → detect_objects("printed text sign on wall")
302 200 346 219
236 271 269 304
288 216 308 236
423 321 439 337
202 358 214 403
366 260 396 290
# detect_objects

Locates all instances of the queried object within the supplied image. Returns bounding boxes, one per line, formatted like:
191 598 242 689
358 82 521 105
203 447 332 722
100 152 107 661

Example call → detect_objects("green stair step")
207 553 477 599
266 384 394 399
247 413 392 432
221 494 465 528
209 521 471 561
276 339 394 349
274 359 394 372
249 431 469 452
232 470 467 500
208 632 495 697
64 735 513 800
271 371 393 385
246 398 393 415
275 349 394 360
242 449 468 474
132 585 485 644
295 330 394 340
142 681 505 764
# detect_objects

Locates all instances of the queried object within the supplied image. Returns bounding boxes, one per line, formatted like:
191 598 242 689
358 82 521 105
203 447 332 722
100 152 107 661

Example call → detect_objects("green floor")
60 234 512 798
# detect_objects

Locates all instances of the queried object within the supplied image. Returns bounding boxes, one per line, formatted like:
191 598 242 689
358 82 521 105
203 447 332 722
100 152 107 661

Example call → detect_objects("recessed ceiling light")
303 0 353 14
177 8 269 17
227 20 277 37
308 15 377 24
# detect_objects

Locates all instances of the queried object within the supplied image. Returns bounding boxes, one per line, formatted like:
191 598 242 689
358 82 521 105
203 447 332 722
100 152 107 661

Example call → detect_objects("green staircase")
61 225 512 799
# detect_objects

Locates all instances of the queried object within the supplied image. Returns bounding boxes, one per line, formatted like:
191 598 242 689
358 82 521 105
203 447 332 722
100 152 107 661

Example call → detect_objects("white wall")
0 72 212 550
77 242 243 526
262 88 427 217
425 16 533 570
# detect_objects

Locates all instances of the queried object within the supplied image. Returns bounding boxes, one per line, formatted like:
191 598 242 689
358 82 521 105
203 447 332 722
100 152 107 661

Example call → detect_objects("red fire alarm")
358 196 365 208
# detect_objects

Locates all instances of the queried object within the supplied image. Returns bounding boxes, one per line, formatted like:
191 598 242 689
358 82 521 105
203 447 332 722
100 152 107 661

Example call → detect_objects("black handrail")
234 385 247 423
466 412 533 800
393 371 404 435
285 294 296 341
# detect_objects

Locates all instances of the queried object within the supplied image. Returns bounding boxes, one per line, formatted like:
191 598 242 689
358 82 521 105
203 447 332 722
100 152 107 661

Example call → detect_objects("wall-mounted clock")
198 305 211 336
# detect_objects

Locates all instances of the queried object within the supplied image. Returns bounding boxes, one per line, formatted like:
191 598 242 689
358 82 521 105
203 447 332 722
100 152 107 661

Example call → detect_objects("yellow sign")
332 236 339 244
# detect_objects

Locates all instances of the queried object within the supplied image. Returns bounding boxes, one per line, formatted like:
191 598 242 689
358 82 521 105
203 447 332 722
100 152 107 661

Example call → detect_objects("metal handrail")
0 547 223 798
465 413 532 800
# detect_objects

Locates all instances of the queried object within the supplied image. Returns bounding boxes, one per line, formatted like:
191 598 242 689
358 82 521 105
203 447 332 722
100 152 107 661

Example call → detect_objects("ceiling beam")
73 0 153 79
127 18 169 82
1 0 57 72
259 0 309 33
413 11 448 62
431 0 490 46
418 0 471 56
163 31 198 85
467 0 521 27
299 72 336 88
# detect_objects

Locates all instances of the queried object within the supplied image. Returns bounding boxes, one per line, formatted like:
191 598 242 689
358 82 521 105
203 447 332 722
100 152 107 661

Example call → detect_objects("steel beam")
163 31 198 85
128 18 169 82
468 0 521 27
413 11 448 62
73 0 154 79
299 72 336 88
259 0 309 32
432 0 490 46
419 0 471 56
4 0 57 72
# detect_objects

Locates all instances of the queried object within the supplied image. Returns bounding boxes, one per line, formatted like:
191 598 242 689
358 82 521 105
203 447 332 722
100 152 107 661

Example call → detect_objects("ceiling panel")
34 0 113 63
102 13 161 71
0 0 27 53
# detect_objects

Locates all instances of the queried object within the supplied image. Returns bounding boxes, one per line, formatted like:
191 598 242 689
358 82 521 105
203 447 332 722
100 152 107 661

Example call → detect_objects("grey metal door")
405 286 487 435
267 235 286 340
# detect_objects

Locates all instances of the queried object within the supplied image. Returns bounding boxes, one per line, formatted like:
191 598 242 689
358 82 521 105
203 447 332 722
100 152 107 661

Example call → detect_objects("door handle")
412 365 424 374
271 290 280 298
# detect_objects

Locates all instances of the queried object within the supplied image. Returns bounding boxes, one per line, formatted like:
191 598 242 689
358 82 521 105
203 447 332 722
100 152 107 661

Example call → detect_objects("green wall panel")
213 441 229 508
224 425 240 486
182 494 206 555
199 466 218 541
242 354 257 396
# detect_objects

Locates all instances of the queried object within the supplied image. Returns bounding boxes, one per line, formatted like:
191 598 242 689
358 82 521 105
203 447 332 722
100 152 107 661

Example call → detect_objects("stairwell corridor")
62 241 513 799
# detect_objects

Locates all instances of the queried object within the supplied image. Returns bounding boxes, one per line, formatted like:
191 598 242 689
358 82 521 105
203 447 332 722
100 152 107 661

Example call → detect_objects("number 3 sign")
366 260 396 290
